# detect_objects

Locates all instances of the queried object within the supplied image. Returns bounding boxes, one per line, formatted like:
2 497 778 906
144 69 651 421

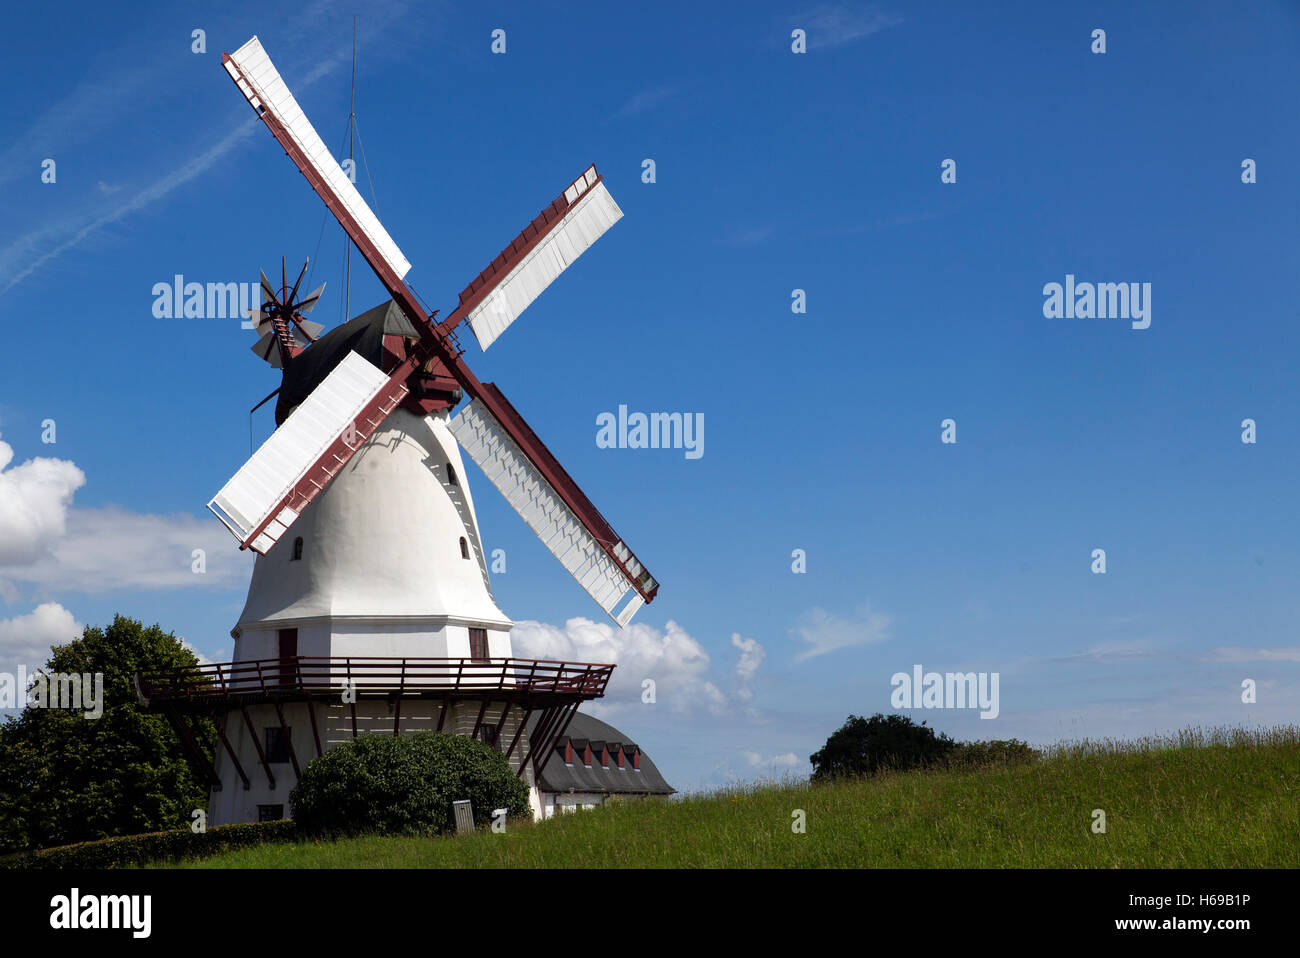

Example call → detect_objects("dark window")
459 537 470 560
257 804 284 822
265 727 292 764
291 537 304 561
475 724 498 747
446 464 458 486
277 628 298 687
469 627 489 662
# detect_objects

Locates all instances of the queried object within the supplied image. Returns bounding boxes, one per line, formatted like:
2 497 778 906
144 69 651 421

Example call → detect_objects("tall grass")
1041 723 1300 758
160 724 1300 869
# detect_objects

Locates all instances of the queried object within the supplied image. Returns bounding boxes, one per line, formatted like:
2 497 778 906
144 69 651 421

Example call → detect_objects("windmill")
213 36 659 627
134 36 661 826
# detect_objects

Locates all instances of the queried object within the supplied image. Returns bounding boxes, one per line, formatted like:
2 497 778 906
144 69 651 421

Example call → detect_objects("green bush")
0 820 296 869
0 614 214 854
811 715 1044 781
289 732 531 837
943 738 1040 769
810 713 957 779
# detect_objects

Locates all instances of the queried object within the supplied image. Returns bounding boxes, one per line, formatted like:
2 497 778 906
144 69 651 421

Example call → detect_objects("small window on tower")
469 627 489 662
291 537 304 561
447 463 458 486
459 537 470 560
257 804 284 822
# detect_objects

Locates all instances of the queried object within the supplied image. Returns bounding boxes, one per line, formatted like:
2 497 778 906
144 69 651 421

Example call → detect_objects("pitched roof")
528 711 674 796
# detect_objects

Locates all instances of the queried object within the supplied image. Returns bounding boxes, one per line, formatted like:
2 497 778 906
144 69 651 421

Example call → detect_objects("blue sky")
1 0 1297 792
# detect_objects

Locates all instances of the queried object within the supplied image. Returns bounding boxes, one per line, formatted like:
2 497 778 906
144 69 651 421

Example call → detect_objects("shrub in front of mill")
289 732 530 836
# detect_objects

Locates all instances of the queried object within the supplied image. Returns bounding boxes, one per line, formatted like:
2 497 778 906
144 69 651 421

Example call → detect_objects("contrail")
0 117 260 295
0 0 413 296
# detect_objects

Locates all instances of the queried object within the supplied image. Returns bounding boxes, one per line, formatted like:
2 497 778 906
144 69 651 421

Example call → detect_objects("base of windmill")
136 654 612 826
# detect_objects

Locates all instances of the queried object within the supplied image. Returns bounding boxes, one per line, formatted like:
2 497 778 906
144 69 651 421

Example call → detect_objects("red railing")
137 656 613 705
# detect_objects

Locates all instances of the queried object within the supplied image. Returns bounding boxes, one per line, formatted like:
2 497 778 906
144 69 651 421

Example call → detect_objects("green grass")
161 725 1300 868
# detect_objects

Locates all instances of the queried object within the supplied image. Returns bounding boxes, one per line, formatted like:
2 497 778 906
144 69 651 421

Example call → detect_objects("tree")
810 713 956 781
290 731 531 836
0 615 213 853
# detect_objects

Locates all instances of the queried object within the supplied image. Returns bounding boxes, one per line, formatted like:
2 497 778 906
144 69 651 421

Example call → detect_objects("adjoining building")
531 711 674 817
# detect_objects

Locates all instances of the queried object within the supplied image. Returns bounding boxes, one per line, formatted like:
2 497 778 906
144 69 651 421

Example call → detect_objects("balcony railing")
136 655 614 706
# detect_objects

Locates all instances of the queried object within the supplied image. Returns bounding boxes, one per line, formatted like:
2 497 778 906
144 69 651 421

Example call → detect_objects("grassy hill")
163 726 1300 868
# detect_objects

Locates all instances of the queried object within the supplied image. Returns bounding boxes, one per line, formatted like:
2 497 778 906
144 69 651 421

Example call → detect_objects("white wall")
540 792 609 818
209 699 537 826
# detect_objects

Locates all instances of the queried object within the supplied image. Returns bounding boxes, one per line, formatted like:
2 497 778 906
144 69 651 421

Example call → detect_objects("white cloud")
181 639 221 667
791 603 891 661
0 602 83 669
794 4 903 48
0 438 86 565
1049 640 1165 664
0 505 253 595
743 750 801 769
509 617 729 716
731 632 765 701
0 439 253 600
1205 646 1300 663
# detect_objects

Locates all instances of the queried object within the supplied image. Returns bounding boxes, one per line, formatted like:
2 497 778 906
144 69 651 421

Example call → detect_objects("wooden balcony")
136 656 614 710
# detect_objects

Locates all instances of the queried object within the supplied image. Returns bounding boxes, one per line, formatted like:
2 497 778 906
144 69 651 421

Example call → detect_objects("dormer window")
600 747 610 768
459 537 470 559
564 741 574 766
291 537 304 561
583 745 592 768
615 746 625 769
632 747 641 771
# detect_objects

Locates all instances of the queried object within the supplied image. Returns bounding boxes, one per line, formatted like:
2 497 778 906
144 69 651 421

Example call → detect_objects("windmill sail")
209 351 400 553
450 389 657 625
224 37 411 280
456 166 623 351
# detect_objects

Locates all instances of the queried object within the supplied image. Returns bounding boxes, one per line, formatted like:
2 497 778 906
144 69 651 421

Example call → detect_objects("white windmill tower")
137 36 658 826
